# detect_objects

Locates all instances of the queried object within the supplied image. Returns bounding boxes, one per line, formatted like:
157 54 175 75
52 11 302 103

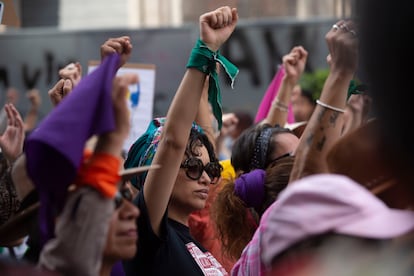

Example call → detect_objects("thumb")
62 79 73 95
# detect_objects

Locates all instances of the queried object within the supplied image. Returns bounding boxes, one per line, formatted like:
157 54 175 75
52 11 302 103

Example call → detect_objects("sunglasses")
114 183 134 209
269 152 293 165
180 157 222 184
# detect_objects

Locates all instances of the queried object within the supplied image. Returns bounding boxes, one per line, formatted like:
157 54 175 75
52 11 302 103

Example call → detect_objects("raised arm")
289 20 358 182
195 75 218 152
48 36 130 108
24 89 42 133
48 62 82 107
262 46 308 127
100 36 132 69
39 73 137 276
143 6 238 236
0 103 25 166
0 103 25 226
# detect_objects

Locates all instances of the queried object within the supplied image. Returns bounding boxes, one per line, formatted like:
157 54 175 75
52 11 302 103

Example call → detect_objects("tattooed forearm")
306 133 313 146
329 111 340 126
316 135 326 151
317 108 326 122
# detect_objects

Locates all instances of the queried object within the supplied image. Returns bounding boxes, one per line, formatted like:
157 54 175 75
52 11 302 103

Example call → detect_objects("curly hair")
211 179 258 261
185 128 220 164
211 156 294 260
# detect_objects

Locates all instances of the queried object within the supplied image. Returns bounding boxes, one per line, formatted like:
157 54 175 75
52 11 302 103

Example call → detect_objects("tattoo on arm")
316 136 326 151
329 112 340 126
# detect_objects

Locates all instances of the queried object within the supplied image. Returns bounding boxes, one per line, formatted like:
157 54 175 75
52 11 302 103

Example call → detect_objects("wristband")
186 39 239 130
75 152 121 198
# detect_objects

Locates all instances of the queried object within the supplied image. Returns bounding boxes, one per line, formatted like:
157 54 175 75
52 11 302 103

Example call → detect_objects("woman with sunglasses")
122 6 238 276
184 45 307 273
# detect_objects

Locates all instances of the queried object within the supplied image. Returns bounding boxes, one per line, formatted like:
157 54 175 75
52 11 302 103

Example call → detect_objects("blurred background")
0 0 355 122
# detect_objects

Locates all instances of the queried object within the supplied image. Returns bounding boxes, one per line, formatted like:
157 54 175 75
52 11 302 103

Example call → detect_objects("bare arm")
0 103 25 166
195 75 218 152
24 89 41 133
39 72 136 275
143 6 238 236
262 46 308 127
289 20 358 182
0 103 25 226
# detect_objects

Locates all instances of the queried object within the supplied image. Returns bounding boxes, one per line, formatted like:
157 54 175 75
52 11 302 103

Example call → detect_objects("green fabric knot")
347 79 368 99
186 38 239 130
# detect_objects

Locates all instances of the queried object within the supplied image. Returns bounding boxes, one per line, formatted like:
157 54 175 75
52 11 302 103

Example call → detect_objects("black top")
123 191 227 275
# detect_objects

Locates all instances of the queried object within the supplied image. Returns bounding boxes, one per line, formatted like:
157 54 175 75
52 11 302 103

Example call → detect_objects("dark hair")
185 128 219 165
231 123 293 173
259 156 295 215
232 110 254 138
124 118 209 190
300 88 316 105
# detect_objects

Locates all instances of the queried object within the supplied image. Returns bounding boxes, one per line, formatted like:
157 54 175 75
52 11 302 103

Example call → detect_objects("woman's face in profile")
103 182 140 261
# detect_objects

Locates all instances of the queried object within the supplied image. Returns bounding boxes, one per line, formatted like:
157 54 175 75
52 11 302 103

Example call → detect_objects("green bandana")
186 39 239 130
347 79 368 99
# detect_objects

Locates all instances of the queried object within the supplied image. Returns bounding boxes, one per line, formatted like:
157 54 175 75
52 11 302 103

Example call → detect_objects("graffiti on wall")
0 20 334 117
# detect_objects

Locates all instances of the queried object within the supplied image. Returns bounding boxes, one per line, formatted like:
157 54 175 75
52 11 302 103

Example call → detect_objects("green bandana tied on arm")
347 79 368 99
186 38 239 130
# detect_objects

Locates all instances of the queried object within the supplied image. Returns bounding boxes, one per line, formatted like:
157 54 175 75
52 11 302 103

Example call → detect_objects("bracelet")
316 100 345 113
272 99 289 112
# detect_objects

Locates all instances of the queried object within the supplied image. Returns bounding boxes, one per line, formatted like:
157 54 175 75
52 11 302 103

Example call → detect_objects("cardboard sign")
1 0 20 27
88 61 156 153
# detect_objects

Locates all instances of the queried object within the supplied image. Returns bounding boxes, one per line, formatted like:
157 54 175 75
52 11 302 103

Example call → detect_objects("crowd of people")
1 1 414 275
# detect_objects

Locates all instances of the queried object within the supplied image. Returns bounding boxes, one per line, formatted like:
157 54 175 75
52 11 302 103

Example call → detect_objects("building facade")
12 0 353 30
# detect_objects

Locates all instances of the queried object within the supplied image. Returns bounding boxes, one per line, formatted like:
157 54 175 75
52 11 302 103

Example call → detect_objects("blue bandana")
124 117 203 189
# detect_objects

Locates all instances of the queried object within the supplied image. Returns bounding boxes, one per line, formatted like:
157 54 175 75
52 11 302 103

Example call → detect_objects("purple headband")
234 169 266 210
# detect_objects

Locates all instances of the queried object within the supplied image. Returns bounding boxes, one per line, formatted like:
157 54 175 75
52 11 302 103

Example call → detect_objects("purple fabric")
254 65 295 124
234 169 266 210
111 261 125 276
25 53 120 246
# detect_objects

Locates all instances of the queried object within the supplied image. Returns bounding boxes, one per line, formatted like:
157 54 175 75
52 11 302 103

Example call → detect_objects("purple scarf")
234 169 266 210
25 53 120 246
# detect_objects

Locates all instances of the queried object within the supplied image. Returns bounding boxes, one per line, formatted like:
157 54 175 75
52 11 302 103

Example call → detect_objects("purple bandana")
234 169 266 210
24 53 120 246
